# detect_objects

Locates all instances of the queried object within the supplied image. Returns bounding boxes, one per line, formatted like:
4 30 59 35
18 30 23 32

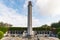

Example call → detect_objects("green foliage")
0 22 12 27
57 32 60 39
55 28 60 34
50 21 60 36
41 24 49 28
9 27 27 31
0 22 11 33
0 27 8 33
0 31 4 39
51 21 60 28
33 27 51 31
9 24 52 31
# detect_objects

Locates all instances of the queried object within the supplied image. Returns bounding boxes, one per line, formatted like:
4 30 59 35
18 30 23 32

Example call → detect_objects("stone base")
23 34 34 38
22 34 35 40
22 34 41 40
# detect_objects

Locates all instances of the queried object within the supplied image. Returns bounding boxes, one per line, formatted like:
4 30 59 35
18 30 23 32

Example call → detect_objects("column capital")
28 1 32 6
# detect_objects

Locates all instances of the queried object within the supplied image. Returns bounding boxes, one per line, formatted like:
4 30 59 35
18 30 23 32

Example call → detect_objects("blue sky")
0 0 60 27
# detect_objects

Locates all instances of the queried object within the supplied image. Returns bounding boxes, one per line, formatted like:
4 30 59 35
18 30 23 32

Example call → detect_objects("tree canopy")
51 21 60 28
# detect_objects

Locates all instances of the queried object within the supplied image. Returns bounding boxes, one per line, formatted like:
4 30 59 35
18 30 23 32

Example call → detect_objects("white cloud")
24 0 60 17
35 0 60 17
23 0 60 26
0 2 41 27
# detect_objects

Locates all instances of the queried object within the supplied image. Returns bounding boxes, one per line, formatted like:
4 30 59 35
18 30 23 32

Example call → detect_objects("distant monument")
27 1 33 36
22 1 34 38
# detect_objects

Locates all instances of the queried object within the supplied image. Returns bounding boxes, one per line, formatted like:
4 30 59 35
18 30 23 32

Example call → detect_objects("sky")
0 0 60 27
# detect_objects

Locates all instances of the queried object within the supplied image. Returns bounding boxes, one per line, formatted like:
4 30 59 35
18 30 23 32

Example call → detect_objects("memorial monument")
22 1 34 39
27 1 33 36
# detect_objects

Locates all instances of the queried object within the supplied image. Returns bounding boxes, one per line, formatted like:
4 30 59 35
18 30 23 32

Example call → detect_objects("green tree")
0 22 12 27
41 24 51 31
0 27 8 33
0 31 4 39
51 23 58 28
51 21 60 28
41 24 50 28
57 32 60 39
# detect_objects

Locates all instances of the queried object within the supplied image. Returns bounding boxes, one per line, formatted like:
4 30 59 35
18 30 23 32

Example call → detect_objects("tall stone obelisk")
27 1 32 36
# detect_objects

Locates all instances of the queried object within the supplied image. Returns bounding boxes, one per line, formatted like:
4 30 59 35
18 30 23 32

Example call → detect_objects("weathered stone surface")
1 37 59 40
1 37 22 40
27 1 32 36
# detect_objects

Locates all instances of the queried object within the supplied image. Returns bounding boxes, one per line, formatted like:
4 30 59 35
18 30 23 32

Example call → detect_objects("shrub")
0 31 4 39
0 27 8 33
57 32 60 39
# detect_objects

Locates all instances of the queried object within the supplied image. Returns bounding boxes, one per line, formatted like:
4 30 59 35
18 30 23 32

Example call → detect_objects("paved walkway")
1 37 59 40
39 37 59 40
1 37 22 40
